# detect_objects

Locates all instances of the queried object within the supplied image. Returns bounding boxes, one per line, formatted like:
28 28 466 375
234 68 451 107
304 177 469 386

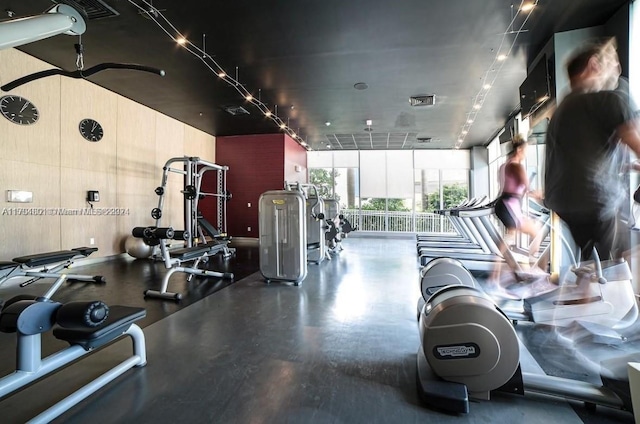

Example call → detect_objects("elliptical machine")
416 259 637 416
419 243 638 331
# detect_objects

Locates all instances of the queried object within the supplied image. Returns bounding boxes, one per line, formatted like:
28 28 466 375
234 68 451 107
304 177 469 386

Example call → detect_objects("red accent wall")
284 135 308 182
203 133 307 238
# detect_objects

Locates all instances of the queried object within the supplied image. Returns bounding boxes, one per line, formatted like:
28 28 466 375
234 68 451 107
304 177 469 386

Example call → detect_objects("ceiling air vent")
53 0 120 20
409 94 436 107
223 105 250 116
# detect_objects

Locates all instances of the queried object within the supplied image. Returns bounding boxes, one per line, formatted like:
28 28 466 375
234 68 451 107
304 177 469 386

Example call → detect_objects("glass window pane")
334 167 359 209
415 169 440 212
307 151 333 168
333 151 359 168
386 150 414 198
309 168 335 198
487 136 500 163
414 150 470 169
360 151 387 197
441 169 469 209
387 197 413 232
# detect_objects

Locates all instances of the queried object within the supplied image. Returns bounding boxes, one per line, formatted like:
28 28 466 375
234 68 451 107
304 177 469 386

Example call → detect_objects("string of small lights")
126 0 309 149
454 0 540 149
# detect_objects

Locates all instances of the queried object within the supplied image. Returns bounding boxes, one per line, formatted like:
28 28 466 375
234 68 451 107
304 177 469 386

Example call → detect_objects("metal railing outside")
341 209 456 233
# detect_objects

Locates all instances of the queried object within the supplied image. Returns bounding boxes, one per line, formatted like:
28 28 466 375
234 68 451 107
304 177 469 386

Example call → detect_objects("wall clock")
79 118 104 142
0 95 39 125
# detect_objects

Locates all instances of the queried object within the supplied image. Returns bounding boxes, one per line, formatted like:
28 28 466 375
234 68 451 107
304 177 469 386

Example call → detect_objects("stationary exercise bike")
416 259 637 415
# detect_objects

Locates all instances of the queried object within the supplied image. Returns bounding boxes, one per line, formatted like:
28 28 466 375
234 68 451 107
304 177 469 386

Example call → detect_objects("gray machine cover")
259 190 307 283
305 196 327 264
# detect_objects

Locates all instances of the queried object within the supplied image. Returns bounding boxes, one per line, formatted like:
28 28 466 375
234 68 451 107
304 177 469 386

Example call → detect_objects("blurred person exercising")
495 134 543 266
545 38 640 261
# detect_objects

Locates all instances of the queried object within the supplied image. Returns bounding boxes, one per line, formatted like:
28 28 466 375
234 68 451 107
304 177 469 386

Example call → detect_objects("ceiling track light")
125 0 312 150
456 0 539 149
520 2 535 12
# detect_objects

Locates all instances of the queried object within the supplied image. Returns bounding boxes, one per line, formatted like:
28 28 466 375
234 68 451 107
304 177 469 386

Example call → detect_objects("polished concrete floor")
0 237 635 423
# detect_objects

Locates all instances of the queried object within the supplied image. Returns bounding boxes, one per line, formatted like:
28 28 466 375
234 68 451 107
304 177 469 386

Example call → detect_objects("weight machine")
285 182 329 264
152 156 233 255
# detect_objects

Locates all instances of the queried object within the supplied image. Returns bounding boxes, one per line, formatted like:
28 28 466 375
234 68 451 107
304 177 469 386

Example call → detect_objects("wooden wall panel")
115 97 157 252
0 50 62 259
60 168 118 256
0 49 219 259
57 79 120 257
0 159 61 258
0 49 61 167
184 125 216 162
155 114 186 232
60 78 118 173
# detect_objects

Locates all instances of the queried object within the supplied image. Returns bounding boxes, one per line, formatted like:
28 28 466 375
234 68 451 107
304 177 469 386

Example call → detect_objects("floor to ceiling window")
308 149 470 233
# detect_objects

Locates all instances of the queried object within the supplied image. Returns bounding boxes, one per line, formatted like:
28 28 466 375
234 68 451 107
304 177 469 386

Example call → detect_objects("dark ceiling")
0 0 630 151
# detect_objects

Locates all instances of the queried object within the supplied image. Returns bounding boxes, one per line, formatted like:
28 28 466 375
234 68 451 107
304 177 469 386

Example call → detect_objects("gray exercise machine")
322 198 356 255
0 274 146 423
152 156 233 250
419 247 638 331
259 189 308 285
416 263 636 416
133 226 234 300
285 182 329 264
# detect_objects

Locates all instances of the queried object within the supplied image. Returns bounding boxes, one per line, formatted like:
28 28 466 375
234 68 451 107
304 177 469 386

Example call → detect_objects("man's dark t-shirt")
544 90 637 218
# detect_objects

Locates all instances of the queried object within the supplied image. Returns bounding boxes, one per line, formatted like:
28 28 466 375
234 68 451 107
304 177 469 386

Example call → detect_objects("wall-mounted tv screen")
519 54 551 118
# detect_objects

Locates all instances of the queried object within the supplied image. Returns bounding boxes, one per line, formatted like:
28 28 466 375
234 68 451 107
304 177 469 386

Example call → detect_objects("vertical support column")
185 159 194 248
17 334 41 372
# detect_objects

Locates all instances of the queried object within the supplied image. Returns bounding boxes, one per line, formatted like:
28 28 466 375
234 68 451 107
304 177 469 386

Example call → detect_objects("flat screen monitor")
519 55 551 117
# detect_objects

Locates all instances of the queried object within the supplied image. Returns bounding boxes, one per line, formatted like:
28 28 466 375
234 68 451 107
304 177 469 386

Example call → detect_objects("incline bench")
0 247 105 288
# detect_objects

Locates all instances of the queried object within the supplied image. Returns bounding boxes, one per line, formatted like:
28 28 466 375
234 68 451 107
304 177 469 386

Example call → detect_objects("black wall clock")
0 95 39 125
79 118 104 142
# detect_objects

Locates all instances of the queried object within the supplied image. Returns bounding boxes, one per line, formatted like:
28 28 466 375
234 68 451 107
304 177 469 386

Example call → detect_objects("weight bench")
0 247 105 289
197 216 236 258
132 227 234 301
0 274 146 423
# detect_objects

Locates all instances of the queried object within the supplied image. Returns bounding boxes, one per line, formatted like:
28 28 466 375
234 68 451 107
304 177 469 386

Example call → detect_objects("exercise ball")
125 235 153 259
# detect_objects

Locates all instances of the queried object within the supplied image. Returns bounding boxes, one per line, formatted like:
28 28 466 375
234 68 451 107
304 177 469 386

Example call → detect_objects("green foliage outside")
425 183 468 212
309 168 340 201
308 167 468 231
361 198 409 211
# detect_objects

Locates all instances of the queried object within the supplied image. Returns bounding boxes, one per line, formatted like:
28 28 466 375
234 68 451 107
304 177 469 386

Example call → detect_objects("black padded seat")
13 250 78 267
72 246 98 256
53 306 146 350
169 242 226 261
0 261 18 270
